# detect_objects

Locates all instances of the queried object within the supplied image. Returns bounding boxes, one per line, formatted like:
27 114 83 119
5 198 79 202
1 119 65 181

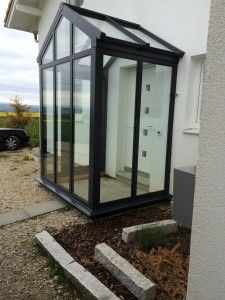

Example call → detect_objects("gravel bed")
0 208 88 300
0 148 60 214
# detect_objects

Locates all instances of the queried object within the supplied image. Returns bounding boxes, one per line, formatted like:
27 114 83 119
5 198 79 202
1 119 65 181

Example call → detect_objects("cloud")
0 0 39 105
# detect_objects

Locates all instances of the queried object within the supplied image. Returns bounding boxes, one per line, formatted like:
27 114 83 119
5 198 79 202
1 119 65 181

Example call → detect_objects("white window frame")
184 54 205 135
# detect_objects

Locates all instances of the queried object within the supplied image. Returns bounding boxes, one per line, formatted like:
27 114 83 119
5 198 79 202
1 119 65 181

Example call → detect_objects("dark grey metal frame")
37 3 184 218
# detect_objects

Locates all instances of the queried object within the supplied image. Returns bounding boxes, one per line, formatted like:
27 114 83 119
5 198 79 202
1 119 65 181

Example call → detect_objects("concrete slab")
0 199 66 227
0 209 29 227
122 219 178 243
24 199 66 218
95 243 156 300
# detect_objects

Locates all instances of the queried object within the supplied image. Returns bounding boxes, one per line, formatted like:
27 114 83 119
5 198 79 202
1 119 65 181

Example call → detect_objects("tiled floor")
74 176 148 203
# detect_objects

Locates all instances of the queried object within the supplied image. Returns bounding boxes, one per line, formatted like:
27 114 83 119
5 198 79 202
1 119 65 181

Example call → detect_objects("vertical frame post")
53 30 57 184
88 44 103 210
69 22 74 194
131 61 143 197
164 64 178 194
39 66 44 178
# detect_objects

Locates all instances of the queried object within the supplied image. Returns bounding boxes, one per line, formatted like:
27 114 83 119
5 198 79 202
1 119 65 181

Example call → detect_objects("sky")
0 0 39 105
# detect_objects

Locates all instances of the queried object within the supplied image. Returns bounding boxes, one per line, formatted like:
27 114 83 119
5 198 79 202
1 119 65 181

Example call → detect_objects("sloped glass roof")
38 3 184 64
66 4 184 55
83 16 137 44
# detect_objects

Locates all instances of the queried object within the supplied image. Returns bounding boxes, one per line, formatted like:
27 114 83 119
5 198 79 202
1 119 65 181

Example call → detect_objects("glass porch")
38 3 183 217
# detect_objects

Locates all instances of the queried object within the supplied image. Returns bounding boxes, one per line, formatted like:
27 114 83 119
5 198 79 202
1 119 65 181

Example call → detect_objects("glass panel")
73 26 91 53
84 16 136 43
56 17 70 59
125 27 171 51
100 56 137 203
56 63 71 189
137 63 172 194
74 56 91 201
42 68 54 180
42 39 53 64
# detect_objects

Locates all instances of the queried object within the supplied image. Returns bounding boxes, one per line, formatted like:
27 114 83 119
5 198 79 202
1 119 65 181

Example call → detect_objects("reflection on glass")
84 16 136 43
56 63 71 189
73 26 91 53
42 68 54 180
74 56 91 201
42 39 53 64
137 63 172 194
125 27 170 51
100 56 137 203
56 17 70 59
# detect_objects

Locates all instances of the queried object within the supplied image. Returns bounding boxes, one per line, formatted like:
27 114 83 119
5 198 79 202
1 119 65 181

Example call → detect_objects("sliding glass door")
100 56 137 203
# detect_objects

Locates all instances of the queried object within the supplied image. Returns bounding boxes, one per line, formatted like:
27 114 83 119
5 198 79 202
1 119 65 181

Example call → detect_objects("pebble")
0 150 88 299
0 149 60 214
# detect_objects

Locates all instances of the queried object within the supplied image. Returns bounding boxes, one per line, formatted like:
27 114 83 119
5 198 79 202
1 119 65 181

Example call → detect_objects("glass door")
100 56 138 203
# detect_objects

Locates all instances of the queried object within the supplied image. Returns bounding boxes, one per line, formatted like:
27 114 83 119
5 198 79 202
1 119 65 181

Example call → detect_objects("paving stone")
36 231 119 300
0 209 29 227
95 243 156 300
0 200 66 227
25 199 66 218
122 219 178 243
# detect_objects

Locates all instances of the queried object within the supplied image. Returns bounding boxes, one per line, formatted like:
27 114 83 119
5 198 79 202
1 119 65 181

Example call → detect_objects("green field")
0 111 39 118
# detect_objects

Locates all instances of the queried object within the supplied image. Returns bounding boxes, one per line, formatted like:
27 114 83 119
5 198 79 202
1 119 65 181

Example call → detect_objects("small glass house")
37 3 184 218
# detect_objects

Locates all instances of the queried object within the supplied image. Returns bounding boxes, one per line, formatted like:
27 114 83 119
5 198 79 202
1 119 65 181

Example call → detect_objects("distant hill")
0 102 39 112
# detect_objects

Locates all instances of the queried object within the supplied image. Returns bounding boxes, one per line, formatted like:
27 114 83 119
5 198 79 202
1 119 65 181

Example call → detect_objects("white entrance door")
122 66 156 190
122 64 167 193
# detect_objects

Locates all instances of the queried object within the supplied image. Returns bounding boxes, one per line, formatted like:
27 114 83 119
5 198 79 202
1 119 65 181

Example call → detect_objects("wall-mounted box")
172 166 196 228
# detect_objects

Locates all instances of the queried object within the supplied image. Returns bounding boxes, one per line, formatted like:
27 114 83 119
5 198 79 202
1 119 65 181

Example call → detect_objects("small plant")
136 227 171 251
25 118 39 148
5 95 32 129
20 238 37 249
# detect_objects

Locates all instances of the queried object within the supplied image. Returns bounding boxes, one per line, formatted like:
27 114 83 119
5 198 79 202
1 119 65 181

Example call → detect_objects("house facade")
5 0 211 194
5 0 225 298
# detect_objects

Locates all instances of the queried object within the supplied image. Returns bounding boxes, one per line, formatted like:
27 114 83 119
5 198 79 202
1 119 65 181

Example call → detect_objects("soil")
55 203 191 299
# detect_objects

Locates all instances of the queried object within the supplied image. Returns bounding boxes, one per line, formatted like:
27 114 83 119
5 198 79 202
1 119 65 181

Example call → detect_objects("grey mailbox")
172 166 196 229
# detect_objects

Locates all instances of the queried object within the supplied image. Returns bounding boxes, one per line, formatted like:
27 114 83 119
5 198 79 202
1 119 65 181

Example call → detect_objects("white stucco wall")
187 1 225 299
38 0 211 192
38 0 62 45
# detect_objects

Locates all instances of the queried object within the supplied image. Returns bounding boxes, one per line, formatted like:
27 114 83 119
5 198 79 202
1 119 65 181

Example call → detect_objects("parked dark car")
0 128 29 150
